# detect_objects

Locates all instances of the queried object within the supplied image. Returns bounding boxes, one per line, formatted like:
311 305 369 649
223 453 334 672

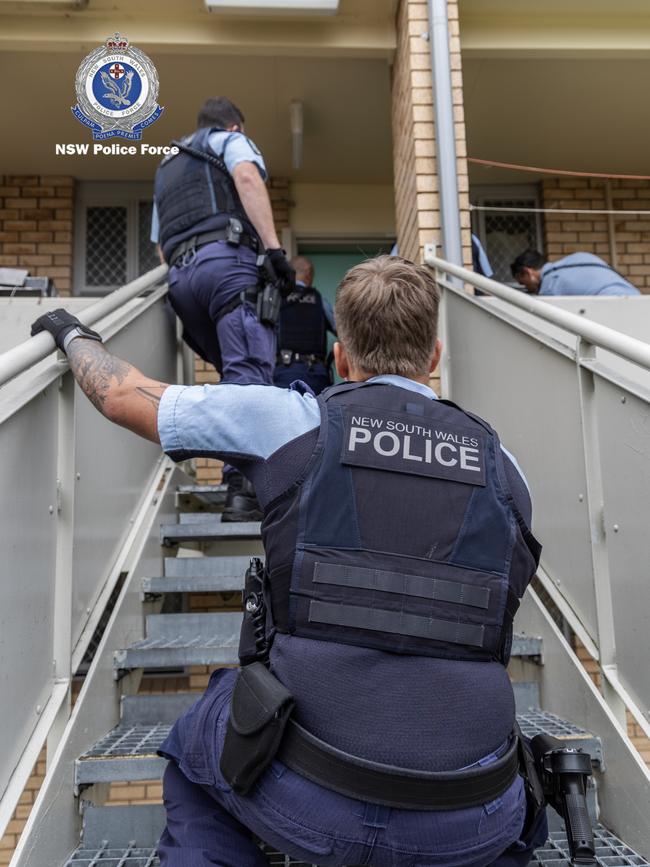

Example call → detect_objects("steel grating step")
114 619 539 674
142 554 252 593
114 612 242 672
81 805 165 849
161 516 261 544
121 694 198 726
164 555 255 578
75 709 600 787
65 844 159 866
518 709 603 766
142 558 248 595
176 483 227 509
511 633 543 659
63 825 650 867
533 826 650 866
75 724 170 786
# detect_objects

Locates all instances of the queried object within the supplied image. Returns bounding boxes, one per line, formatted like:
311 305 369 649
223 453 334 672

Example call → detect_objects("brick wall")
194 176 291 485
542 178 650 292
391 0 472 266
0 749 46 866
0 176 74 296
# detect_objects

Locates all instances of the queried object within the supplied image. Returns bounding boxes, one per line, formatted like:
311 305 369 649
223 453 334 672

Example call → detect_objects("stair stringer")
10 461 191 867
517 587 650 855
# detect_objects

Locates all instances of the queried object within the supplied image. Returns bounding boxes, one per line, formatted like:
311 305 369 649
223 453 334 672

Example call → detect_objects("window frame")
74 181 156 295
470 184 544 286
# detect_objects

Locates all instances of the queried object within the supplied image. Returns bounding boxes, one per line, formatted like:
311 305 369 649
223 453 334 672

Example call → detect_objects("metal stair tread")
161 518 261 543
517 710 603 765
114 612 243 671
143 555 251 593
73 710 602 785
62 825 650 867
164 554 253 578
177 483 228 508
510 633 543 658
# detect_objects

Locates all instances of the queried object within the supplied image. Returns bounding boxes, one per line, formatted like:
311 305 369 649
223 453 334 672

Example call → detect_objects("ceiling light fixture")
205 0 339 14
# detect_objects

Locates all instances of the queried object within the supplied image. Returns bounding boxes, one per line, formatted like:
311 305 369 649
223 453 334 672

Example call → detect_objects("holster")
516 723 547 842
219 662 294 795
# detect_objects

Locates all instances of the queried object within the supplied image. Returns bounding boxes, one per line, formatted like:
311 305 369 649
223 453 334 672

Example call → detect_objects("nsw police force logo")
72 33 163 141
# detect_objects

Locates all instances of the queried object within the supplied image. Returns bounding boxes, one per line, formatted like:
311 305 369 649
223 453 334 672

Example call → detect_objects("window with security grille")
85 206 128 288
471 187 544 285
75 183 160 294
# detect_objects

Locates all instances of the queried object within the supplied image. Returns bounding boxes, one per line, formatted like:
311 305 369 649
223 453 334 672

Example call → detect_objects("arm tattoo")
67 339 133 414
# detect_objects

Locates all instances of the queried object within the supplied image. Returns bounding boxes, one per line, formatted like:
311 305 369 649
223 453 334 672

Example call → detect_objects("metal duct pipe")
428 0 463 266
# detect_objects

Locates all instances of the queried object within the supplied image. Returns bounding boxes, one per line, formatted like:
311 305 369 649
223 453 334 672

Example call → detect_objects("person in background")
472 233 494 279
273 256 337 395
151 96 295 522
511 249 640 296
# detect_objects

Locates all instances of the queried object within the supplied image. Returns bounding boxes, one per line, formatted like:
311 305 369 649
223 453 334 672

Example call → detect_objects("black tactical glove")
31 308 102 353
265 248 296 296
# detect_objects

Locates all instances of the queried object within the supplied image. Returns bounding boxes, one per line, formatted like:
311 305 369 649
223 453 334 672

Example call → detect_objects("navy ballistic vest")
261 381 540 666
277 287 328 358
154 128 253 262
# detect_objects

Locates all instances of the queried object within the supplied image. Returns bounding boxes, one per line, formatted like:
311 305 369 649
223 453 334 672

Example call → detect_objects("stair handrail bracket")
0 265 176 844
425 244 650 749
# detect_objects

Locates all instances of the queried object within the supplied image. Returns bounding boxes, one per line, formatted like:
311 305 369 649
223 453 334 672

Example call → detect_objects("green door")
298 245 394 381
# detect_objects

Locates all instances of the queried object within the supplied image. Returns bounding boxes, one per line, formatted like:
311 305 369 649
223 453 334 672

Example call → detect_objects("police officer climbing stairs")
151 96 295 521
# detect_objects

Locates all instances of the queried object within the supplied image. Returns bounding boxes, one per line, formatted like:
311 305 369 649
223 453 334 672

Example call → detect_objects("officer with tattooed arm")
32 256 593 866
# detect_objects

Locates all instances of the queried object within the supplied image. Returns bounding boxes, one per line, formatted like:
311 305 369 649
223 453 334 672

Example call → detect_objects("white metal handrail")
424 247 650 371
425 245 650 749
0 264 168 387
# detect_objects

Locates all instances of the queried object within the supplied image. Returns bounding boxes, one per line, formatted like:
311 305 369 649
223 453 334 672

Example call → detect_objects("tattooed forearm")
67 339 134 414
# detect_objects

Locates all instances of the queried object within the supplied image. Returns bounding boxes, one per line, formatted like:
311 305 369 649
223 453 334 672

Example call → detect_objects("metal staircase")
60 482 650 867
4 264 650 865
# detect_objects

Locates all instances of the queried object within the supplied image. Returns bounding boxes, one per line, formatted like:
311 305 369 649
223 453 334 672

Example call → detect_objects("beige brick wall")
0 176 74 296
194 176 290 484
574 636 650 764
542 177 650 293
0 749 47 866
391 0 471 267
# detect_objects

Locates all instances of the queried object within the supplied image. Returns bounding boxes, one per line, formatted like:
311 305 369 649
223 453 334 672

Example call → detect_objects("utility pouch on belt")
220 662 294 795
256 281 283 327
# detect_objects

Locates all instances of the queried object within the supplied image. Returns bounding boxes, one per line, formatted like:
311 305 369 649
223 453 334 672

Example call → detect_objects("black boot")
222 472 263 522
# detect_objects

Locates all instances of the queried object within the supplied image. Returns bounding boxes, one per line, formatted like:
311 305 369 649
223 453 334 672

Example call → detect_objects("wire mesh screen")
85 206 128 287
482 199 538 284
139 201 160 276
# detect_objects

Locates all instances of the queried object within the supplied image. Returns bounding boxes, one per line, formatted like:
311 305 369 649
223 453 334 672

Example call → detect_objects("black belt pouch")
219 662 294 795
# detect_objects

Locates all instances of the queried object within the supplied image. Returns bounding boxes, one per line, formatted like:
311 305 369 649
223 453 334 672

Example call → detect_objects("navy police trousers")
168 241 276 385
158 670 548 867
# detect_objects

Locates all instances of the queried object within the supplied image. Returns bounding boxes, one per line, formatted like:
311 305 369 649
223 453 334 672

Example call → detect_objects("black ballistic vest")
277 287 328 358
259 381 540 666
154 127 253 262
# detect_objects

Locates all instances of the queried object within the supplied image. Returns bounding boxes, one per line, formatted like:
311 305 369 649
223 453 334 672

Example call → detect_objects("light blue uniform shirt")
539 252 640 297
157 374 529 494
150 131 267 244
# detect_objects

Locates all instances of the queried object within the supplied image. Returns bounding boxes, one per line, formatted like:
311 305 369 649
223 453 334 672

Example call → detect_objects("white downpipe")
428 0 463 268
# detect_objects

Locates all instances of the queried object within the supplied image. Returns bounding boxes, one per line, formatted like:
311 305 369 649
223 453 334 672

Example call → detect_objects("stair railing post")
47 363 76 762
576 336 627 727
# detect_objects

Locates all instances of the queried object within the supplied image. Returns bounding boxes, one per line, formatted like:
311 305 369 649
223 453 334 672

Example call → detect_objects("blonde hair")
334 255 439 376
